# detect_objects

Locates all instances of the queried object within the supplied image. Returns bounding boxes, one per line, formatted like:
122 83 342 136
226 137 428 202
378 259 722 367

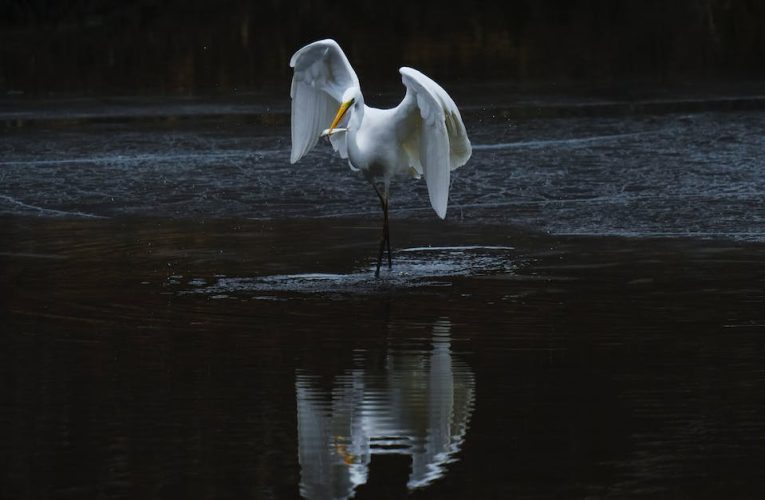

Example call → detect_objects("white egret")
289 39 471 277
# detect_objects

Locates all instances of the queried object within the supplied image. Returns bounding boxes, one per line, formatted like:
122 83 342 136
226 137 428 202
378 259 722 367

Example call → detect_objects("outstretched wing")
289 39 359 164
398 67 471 219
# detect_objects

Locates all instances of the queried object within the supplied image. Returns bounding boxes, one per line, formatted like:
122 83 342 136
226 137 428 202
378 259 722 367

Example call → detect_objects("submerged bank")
2 103 764 242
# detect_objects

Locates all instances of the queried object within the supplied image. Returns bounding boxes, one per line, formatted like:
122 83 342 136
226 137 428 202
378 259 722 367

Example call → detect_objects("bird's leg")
373 183 391 278
376 217 385 279
383 196 393 271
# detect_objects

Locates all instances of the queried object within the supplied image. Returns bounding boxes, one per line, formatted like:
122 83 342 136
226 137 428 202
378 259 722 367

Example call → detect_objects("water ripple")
175 247 514 298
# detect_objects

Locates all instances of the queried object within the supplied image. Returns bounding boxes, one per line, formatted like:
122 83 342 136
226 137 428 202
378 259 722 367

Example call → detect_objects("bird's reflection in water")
296 318 475 499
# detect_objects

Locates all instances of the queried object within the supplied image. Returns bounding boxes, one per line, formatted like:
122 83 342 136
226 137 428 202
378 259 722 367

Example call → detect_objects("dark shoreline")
4 83 765 129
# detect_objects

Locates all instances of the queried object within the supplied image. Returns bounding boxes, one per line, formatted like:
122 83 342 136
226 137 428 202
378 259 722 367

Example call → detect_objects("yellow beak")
327 100 353 136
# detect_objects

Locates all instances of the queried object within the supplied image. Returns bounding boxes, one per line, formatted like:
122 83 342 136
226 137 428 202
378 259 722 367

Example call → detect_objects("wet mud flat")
2 108 765 240
2 215 765 499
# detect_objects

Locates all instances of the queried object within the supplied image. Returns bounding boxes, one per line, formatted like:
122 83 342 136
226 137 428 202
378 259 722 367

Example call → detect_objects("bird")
289 39 471 277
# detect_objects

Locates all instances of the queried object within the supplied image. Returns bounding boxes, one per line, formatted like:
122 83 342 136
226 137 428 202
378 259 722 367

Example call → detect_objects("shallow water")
2 104 765 497
2 215 765 499
2 110 765 240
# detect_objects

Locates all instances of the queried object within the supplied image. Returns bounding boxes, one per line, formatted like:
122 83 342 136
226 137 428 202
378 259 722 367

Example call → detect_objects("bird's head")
327 87 362 136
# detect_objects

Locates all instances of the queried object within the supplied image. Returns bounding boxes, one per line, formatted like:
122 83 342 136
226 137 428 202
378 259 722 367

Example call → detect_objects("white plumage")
289 39 359 164
289 39 471 275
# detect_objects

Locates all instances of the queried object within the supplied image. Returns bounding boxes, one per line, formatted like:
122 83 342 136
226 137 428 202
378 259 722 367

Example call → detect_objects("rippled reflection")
296 319 475 499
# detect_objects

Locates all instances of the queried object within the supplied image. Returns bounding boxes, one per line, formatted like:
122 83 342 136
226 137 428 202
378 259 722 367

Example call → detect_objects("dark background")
1 0 764 96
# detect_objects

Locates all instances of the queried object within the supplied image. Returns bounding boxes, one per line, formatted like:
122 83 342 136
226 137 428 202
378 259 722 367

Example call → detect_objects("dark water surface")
2 216 765 499
2 104 765 498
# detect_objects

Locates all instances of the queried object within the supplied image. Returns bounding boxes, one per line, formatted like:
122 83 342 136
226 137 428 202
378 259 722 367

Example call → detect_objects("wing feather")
289 40 359 164
399 67 472 219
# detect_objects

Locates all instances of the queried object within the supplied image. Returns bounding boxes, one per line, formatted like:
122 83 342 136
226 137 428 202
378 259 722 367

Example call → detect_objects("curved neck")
347 94 365 131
